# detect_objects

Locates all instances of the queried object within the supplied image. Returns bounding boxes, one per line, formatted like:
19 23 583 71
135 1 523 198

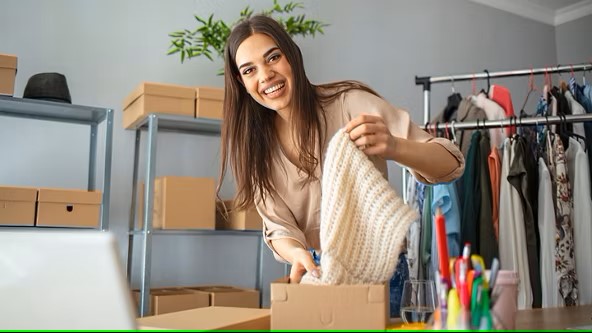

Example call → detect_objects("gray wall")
0 0 588 309
556 14 592 70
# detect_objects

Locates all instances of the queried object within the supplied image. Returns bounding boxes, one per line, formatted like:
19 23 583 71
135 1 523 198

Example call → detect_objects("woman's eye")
242 67 253 75
268 53 281 62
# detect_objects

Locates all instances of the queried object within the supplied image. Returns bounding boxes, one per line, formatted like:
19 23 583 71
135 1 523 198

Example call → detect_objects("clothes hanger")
480 69 491 96
450 120 458 145
559 113 588 151
520 68 537 114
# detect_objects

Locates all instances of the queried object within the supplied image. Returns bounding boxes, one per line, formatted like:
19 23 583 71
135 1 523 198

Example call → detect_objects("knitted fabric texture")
301 128 418 285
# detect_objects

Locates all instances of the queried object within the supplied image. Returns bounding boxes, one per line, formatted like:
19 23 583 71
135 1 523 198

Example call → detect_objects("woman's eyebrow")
238 47 280 70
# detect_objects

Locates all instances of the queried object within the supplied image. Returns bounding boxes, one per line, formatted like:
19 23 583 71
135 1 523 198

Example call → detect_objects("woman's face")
235 33 293 114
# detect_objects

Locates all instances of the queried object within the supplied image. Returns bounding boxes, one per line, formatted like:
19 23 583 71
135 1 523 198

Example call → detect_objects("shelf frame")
126 113 265 317
0 96 113 231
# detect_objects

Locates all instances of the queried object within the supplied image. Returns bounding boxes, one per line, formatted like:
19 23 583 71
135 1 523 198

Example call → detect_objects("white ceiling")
468 0 592 26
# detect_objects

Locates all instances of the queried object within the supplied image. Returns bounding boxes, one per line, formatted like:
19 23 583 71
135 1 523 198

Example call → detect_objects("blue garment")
390 252 409 318
574 81 592 113
430 183 461 275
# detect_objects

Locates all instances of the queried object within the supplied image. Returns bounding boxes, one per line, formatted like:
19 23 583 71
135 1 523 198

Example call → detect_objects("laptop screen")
0 230 137 329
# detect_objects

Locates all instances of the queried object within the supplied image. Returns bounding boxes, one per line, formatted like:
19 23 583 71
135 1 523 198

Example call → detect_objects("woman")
218 14 464 283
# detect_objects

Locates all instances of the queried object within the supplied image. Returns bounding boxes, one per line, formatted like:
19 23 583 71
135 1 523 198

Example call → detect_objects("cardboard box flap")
38 188 102 204
137 306 270 330
0 54 17 69
0 186 37 202
195 86 223 100
123 81 196 110
271 283 288 302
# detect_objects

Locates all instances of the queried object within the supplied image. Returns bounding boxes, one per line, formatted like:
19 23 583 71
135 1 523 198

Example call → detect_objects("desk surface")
516 305 592 330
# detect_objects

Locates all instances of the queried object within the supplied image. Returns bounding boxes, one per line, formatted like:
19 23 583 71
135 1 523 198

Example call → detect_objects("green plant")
167 0 328 66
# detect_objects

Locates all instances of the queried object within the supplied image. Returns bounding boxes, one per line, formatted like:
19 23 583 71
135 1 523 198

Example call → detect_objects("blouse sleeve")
255 192 309 264
342 89 465 184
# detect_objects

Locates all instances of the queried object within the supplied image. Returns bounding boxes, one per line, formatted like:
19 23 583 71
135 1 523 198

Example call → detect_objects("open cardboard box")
137 306 270 330
270 277 389 330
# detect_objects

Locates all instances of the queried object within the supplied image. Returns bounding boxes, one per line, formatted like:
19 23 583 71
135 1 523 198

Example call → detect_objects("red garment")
489 84 516 136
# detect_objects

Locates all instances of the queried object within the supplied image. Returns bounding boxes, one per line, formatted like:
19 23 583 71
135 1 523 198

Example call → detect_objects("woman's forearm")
388 136 460 181
270 238 308 264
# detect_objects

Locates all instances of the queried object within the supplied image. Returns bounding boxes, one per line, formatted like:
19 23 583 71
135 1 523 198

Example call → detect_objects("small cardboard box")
271 277 389 330
36 188 101 228
133 288 210 316
137 176 215 230
137 306 270 330
122 82 196 129
216 200 262 231
195 86 223 120
0 186 37 226
185 285 260 308
0 53 17 96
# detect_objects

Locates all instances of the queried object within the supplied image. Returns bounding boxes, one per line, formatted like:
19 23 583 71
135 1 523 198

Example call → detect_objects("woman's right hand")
288 247 320 283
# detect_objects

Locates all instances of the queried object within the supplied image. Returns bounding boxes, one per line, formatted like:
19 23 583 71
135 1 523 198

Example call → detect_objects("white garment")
564 91 587 147
498 138 533 309
537 157 563 308
565 137 592 305
472 93 507 149
301 129 418 285
406 174 421 281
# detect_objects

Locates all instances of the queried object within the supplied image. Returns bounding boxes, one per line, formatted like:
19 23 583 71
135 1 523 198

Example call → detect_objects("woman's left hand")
345 114 396 158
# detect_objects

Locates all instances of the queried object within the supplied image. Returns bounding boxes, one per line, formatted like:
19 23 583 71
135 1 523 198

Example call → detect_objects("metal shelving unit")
127 112 265 317
0 95 114 230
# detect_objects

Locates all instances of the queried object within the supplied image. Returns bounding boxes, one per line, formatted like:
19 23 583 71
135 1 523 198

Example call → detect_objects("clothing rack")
415 63 592 124
422 113 592 131
402 63 592 202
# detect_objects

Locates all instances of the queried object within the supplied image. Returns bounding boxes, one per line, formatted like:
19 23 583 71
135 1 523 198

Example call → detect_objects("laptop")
0 230 137 329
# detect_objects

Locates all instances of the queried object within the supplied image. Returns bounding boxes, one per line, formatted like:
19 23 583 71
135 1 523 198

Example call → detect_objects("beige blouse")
256 89 465 262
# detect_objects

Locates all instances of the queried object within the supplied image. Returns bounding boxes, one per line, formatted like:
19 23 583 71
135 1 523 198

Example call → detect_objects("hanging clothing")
473 92 508 149
565 137 592 305
564 90 587 146
499 137 533 309
419 185 433 281
477 131 498 265
430 182 461 276
460 131 481 252
507 136 541 308
538 157 562 308
456 97 488 158
489 84 516 136
546 135 579 306
406 175 423 282
488 147 501 240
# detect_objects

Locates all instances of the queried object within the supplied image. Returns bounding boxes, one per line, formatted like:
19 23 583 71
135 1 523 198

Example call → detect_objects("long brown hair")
218 14 380 211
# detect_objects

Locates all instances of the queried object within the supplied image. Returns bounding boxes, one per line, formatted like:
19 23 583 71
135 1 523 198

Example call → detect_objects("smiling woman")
217 15 465 287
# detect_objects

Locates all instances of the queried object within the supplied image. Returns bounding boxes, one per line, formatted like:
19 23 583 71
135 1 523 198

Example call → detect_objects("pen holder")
490 270 519 330
429 306 506 330
429 270 519 330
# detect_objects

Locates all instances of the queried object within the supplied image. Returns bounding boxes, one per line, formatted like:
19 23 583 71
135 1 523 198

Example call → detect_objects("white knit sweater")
301 128 418 285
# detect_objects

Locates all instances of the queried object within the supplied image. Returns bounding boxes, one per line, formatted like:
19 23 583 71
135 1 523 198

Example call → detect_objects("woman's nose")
259 66 275 83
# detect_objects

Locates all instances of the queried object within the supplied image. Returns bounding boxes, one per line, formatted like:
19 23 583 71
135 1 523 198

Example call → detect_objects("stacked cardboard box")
136 176 215 230
0 185 101 228
122 82 223 129
0 53 17 96
215 200 262 231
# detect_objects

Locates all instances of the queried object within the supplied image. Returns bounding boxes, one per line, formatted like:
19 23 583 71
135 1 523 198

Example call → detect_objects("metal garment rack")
403 63 592 201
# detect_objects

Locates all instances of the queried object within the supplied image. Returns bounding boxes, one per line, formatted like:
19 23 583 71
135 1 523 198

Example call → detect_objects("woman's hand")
288 247 320 283
345 114 397 158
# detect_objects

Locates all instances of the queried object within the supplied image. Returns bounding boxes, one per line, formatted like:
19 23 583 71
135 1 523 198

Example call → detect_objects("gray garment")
456 97 488 158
